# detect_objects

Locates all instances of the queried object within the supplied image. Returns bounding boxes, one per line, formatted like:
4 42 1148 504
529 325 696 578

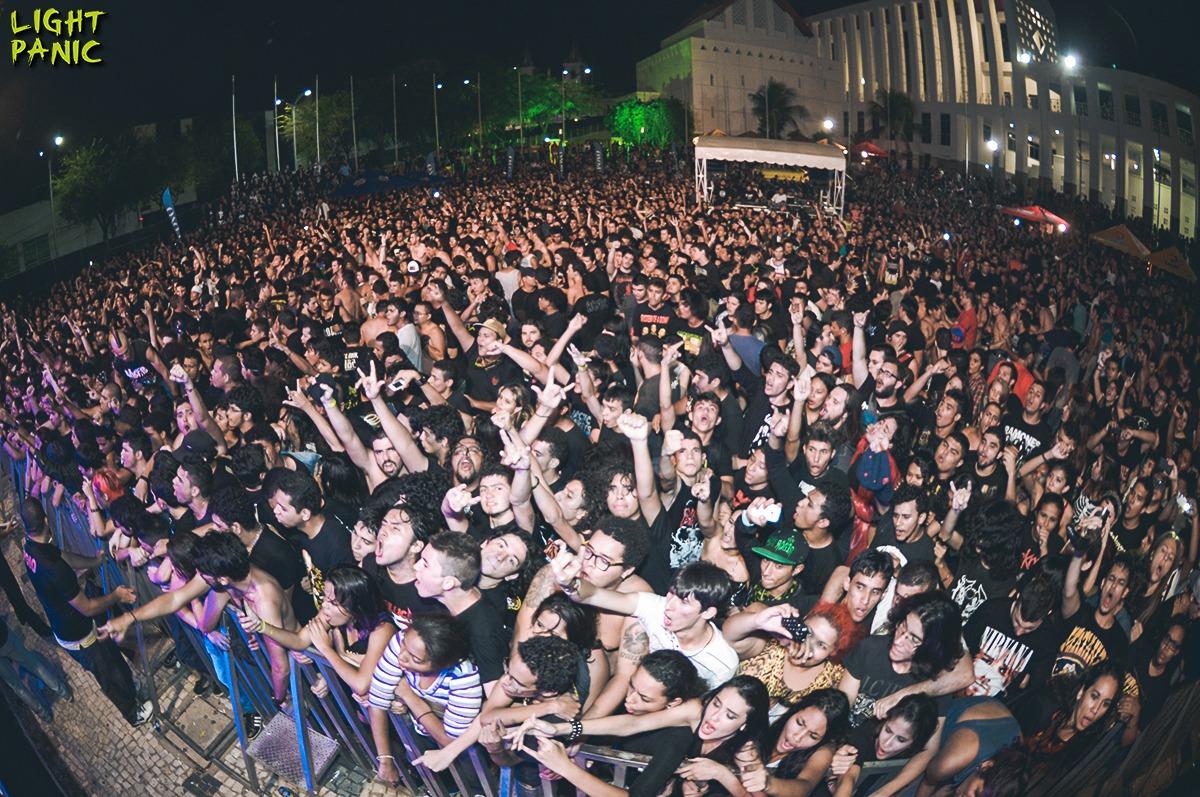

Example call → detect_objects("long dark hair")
887 591 964 679
687 676 770 775
325 566 386 638
532 592 600 652
762 689 850 778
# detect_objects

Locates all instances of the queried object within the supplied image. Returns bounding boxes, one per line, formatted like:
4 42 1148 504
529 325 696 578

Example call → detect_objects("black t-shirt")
480 583 522 636
1053 600 1130 679
661 473 717 571
23 539 92 642
620 725 696 797
962 597 1058 699
113 339 161 391
843 635 922 727
570 294 616 351
633 302 676 341
871 513 936 564
250 526 306 592
455 597 510 685
636 514 673 595
800 540 843 597
1001 412 1051 463
949 560 1014 623
971 463 1010 506
462 344 523 407
361 557 444 626
298 513 356 580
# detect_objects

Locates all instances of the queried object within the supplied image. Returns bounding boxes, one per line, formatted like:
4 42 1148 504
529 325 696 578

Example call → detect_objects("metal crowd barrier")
6 449 1200 797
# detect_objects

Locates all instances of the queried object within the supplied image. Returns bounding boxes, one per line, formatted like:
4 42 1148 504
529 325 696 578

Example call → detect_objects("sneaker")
54 683 74 703
193 674 212 696
243 712 264 739
131 700 154 727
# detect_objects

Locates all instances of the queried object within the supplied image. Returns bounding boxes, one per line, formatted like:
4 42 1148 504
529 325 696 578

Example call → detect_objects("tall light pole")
231 75 240 181
273 77 281 173
392 73 399 165
350 75 359 172
39 135 64 259
515 66 524 148
292 88 312 169
433 74 443 161
464 74 483 150
315 74 321 167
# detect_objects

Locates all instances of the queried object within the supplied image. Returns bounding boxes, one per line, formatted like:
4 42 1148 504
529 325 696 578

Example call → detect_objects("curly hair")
517 635 580 696
962 499 1026 581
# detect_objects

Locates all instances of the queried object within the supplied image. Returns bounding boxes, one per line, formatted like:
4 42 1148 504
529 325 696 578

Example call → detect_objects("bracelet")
256 618 267 633
535 410 554 418
415 711 433 721
566 717 583 744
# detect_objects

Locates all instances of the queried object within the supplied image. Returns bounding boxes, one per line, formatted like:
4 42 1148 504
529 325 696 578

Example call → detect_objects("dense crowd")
1 149 1198 797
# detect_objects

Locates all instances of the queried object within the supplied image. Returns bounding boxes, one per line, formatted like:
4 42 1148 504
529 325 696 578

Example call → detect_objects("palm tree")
868 89 915 156
749 80 808 139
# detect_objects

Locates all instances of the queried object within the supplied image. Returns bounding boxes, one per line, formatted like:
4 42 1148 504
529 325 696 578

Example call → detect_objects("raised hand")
948 480 972 512
661 428 685 457
617 411 649 442
567 314 587 335
498 427 531 470
706 318 730 348
852 310 868 329
793 372 812 404
168 363 191 385
355 361 385 401
445 484 481 516
690 468 713 503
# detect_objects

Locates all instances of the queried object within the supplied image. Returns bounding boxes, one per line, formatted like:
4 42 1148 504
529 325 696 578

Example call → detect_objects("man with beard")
851 311 903 422
962 571 1060 699
970 428 1013 506
102 532 298 702
869 484 937 565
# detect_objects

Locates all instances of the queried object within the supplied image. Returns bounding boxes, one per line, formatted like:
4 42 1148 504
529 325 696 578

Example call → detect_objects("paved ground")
1 531 415 797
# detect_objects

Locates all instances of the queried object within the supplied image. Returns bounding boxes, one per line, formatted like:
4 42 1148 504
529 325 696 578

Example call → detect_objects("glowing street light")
1017 51 1031 64
986 139 999 152
822 118 835 131
1063 54 1078 70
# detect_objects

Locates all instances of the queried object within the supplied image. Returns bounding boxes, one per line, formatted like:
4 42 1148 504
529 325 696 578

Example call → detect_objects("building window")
1029 140 1041 161
940 113 952 146
753 0 767 29
731 0 746 25
21 235 50 268
1151 101 1170 135
1073 86 1088 117
1177 105 1194 145
1007 131 1016 152
1124 95 1141 126
774 4 787 32
844 111 850 135
921 112 932 144
983 123 992 143
710 74 715 86
1098 86 1114 121
831 40 837 60
857 111 865 134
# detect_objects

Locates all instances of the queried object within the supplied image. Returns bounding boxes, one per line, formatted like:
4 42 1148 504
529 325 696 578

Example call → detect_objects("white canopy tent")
693 135 847 217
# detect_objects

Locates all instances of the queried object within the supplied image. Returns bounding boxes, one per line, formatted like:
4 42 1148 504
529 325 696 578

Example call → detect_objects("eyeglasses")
581 545 623 572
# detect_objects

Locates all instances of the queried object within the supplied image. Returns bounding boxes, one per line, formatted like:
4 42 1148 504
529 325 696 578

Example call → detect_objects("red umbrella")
1000 205 1070 228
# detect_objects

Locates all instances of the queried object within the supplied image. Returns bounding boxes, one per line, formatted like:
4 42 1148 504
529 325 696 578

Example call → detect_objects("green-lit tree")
54 138 158 242
749 79 808 139
279 91 352 165
184 116 264 198
609 97 685 147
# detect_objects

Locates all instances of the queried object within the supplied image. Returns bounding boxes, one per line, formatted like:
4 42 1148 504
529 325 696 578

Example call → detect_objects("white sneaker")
131 700 154 726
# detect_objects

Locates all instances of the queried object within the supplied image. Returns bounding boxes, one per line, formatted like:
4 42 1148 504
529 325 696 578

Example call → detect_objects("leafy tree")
185 116 264 199
749 79 808 139
609 97 684 147
279 91 351 166
53 138 154 242
868 89 916 154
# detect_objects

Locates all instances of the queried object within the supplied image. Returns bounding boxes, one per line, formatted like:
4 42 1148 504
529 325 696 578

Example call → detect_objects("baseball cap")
179 430 218 464
820 346 843 370
751 531 809 566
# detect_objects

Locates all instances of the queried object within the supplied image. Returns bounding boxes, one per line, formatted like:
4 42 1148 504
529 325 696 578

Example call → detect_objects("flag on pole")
162 188 183 243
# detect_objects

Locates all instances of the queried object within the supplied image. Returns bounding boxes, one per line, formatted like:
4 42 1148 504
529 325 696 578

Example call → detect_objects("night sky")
2 0 1195 211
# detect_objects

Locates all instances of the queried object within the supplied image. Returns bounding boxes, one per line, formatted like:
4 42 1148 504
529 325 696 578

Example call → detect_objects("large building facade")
637 0 1198 239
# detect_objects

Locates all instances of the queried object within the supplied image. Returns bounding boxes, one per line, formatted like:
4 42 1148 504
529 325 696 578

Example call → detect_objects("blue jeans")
0 618 67 712
203 636 253 713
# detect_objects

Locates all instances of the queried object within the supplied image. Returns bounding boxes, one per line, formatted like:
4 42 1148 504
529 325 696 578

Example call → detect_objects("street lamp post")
464 75 483 150
392 73 399 165
292 89 312 169
515 67 524 148
40 135 64 259
433 74 443 161
315 74 321 167
273 81 282 173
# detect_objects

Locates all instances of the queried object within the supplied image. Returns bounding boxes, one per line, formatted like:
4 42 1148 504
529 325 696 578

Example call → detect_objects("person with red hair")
725 602 855 720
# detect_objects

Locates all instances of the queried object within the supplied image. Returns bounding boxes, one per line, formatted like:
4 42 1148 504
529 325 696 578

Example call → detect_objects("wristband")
566 717 583 744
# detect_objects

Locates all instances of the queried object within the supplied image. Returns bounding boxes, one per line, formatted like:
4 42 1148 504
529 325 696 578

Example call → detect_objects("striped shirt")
368 634 483 739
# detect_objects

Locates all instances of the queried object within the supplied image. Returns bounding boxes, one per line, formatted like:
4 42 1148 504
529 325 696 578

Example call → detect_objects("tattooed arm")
511 564 560 653
584 617 648 719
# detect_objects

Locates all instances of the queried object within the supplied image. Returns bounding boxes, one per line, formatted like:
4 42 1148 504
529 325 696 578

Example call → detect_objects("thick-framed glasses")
581 545 623 572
